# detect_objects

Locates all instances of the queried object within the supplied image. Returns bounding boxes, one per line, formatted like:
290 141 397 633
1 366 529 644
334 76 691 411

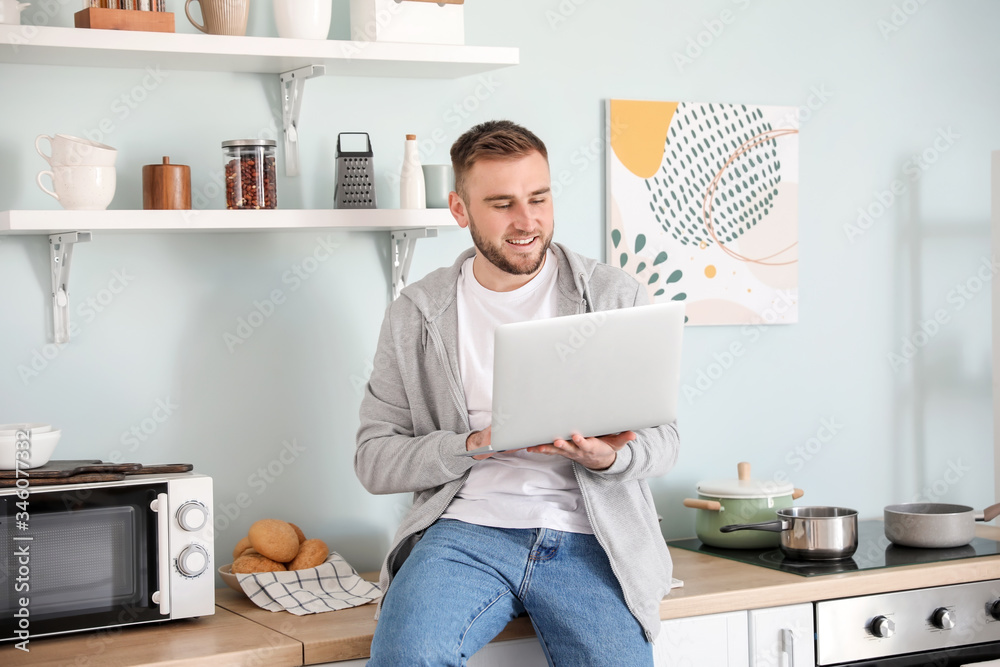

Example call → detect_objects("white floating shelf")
0 208 459 234
0 25 518 77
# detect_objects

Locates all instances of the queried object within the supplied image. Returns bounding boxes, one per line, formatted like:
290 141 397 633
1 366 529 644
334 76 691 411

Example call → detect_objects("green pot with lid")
683 462 804 549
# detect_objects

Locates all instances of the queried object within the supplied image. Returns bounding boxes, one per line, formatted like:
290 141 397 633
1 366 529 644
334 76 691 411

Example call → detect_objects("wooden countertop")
3 606 302 667
9 524 1000 666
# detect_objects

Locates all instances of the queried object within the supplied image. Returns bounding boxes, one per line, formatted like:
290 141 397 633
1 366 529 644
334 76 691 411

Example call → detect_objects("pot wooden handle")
982 502 1000 522
792 488 804 500
738 461 750 481
683 498 722 511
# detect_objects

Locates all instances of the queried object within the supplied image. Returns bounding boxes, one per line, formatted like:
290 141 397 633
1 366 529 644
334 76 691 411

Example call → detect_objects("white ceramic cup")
0 0 30 24
422 164 454 209
36 134 118 167
273 0 332 40
36 165 117 210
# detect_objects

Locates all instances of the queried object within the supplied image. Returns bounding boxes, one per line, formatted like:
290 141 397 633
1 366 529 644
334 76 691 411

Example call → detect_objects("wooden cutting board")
0 460 140 478
0 461 194 487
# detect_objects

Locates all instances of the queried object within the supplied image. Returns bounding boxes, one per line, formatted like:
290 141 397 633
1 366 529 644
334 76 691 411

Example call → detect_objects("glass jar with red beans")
222 139 277 210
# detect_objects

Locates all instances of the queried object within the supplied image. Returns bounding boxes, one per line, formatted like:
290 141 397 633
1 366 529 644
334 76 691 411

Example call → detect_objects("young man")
355 120 679 666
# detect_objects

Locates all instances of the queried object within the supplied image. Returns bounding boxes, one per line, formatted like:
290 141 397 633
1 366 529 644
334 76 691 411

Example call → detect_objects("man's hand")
526 431 637 470
466 426 494 460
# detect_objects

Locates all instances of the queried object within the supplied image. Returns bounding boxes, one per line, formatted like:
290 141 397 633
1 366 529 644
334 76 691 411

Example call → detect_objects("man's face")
449 151 554 290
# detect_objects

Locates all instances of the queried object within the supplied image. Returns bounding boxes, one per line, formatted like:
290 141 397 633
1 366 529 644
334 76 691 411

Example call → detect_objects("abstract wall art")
606 99 799 326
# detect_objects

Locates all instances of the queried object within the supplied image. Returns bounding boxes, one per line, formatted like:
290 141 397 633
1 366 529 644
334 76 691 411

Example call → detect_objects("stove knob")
931 607 955 630
991 600 1000 621
177 544 209 577
871 615 895 638
176 501 209 532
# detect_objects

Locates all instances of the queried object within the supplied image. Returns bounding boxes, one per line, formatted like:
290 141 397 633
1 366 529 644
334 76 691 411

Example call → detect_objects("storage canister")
142 156 191 210
222 139 277 210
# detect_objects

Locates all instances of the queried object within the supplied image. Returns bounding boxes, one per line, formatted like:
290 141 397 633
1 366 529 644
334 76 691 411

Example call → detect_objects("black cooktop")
667 519 1000 576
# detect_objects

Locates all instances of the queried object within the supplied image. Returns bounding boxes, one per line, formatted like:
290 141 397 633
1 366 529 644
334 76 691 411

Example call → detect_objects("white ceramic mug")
422 164 454 209
0 0 29 24
185 0 249 36
37 166 116 210
36 134 118 167
273 0 332 39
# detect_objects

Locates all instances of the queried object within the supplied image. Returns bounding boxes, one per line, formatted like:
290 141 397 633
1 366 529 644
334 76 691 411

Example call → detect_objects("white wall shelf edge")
0 208 459 233
0 25 519 77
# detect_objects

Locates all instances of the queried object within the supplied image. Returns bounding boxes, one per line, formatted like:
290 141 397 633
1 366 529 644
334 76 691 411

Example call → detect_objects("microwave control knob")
871 615 895 638
931 607 955 630
990 600 1000 621
176 502 209 532
177 544 209 577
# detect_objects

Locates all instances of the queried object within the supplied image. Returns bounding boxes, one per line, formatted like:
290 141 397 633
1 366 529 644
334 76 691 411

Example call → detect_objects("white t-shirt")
440 250 594 534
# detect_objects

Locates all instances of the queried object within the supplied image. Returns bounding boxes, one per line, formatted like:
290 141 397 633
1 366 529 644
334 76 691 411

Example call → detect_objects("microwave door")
0 483 166 641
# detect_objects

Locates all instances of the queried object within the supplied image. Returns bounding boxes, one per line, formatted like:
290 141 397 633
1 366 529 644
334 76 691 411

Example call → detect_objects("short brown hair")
450 120 548 199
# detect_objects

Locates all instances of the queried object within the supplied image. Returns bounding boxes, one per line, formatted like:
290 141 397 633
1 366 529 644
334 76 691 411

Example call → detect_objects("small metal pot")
683 462 804 549
720 506 859 561
883 502 1000 549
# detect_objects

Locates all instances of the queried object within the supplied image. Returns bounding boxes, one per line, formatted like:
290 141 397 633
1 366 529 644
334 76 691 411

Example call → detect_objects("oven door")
828 640 1000 666
0 482 167 641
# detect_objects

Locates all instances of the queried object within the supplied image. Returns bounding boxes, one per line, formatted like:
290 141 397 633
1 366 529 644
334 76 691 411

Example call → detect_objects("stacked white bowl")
35 134 118 210
0 423 61 470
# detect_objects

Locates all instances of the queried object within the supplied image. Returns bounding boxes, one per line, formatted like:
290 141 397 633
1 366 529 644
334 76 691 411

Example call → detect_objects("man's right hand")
466 426 494 460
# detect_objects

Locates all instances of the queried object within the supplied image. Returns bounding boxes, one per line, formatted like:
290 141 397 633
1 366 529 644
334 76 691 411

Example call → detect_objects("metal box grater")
334 132 377 209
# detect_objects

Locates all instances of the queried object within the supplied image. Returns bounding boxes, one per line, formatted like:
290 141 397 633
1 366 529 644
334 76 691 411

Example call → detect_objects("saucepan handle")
720 519 789 533
976 502 1000 523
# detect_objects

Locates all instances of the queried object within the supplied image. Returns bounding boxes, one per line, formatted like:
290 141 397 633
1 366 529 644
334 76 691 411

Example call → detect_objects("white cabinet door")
468 637 548 666
655 610 750 667
748 603 815 667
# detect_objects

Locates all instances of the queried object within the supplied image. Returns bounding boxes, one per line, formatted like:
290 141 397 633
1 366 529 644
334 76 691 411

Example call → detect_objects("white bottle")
400 134 426 209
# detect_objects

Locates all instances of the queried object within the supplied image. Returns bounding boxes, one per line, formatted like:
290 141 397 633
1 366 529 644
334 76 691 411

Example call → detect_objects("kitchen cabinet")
652 603 814 667
748 603 815 667
655 610 750 667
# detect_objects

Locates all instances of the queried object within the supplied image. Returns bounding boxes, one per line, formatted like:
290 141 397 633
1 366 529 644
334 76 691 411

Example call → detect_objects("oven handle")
150 493 171 616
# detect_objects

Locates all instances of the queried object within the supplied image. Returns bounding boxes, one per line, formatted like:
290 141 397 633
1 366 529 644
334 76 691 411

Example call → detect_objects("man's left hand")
526 431 637 470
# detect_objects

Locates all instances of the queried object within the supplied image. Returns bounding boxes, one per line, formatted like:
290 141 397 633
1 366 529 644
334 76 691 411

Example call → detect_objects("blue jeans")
368 519 653 667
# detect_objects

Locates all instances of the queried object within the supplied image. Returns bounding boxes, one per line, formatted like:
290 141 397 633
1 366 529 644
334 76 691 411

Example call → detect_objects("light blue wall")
1 0 997 577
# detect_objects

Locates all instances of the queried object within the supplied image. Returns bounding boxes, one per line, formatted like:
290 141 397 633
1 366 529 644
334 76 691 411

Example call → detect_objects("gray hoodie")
355 242 679 641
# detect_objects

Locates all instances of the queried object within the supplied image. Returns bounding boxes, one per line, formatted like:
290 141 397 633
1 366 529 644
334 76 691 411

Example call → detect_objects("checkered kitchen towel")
237 552 382 615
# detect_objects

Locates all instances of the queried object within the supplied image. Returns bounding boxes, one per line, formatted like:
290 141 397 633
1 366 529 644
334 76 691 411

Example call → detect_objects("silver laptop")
461 302 685 457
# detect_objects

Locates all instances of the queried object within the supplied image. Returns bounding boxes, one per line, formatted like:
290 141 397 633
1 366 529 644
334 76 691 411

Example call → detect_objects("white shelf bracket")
280 64 326 178
391 228 438 300
49 231 92 344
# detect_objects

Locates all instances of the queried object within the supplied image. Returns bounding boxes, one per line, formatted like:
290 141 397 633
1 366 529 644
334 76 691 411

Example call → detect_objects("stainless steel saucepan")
720 506 859 561
883 502 1000 549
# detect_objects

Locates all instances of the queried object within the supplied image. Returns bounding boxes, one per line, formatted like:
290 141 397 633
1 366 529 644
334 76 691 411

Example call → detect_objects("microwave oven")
0 472 214 643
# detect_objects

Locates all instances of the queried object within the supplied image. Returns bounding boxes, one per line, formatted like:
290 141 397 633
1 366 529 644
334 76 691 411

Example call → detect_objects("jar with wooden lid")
222 139 277 210
142 156 191 210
